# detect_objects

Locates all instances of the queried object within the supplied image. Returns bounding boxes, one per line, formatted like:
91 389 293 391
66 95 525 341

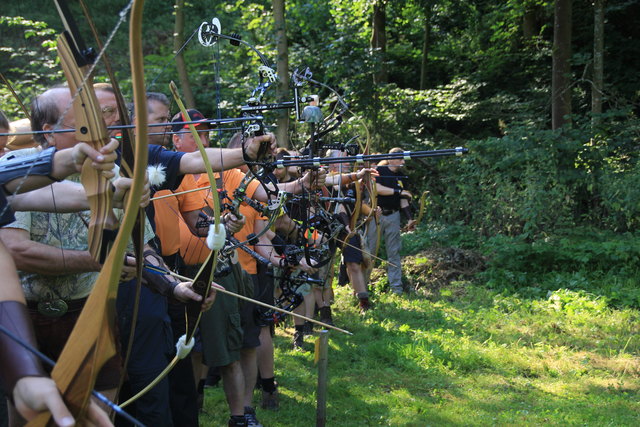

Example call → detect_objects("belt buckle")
37 299 68 317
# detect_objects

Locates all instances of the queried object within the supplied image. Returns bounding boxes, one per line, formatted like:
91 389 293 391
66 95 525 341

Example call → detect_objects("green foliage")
477 229 640 308
0 15 59 117
409 110 640 238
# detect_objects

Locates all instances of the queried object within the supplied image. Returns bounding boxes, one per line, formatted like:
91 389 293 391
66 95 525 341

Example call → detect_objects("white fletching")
109 164 121 183
147 164 166 186
206 223 226 251
175 334 195 359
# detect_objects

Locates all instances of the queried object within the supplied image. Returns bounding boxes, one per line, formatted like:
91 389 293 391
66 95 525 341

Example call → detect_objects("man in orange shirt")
176 127 324 426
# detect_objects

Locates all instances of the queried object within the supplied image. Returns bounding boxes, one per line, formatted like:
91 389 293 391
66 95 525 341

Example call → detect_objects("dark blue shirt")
145 145 186 233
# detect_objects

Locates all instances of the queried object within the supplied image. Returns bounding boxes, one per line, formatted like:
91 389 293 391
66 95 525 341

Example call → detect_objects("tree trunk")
551 0 572 130
419 2 432 90
522 6 538 41
371 1 388 85
273 0 290 148
592 0 605 124
174 0 195 108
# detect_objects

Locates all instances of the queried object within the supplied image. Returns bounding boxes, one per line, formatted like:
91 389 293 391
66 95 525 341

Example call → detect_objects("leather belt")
381 208 398 216
26 297 88 317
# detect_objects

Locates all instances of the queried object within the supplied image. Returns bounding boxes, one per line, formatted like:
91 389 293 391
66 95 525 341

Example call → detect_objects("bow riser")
57 31 116 263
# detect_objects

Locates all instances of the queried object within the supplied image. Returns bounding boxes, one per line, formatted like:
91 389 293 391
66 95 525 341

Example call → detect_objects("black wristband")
394 188 401 196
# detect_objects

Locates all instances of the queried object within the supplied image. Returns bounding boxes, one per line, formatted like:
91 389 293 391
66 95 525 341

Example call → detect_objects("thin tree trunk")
273 0 290 148
419 2 431 90
552 0 572 130
174 0 195 108
592 0 604 124
371 1 388 85
522 6 538 41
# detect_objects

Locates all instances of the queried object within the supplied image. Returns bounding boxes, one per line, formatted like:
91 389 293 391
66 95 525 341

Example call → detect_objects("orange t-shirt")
152 189 182 256
177 169 263 274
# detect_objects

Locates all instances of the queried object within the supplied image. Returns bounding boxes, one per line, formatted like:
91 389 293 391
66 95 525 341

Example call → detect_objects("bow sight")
198 16 360 165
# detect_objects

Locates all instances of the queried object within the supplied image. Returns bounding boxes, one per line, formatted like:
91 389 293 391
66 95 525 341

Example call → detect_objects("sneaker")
293 330 304 350
228 416 247 427
261 388 279 410
244 407 263 427
319 306 334 326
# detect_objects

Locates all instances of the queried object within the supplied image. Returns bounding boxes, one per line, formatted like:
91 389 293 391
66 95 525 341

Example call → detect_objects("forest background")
1 0 640 425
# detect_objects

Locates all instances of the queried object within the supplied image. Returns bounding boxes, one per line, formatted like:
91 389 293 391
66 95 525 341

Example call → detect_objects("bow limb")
26 0 148 424
118 81 219 408
169 81 221 335
415 190 429 226
349 175 362 233
75 0 147 396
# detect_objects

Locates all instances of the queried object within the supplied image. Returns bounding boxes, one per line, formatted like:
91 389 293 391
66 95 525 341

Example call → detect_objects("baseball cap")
171 109 212 133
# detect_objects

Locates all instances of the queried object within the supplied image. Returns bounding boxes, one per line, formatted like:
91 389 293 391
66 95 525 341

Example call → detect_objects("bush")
415 110 640 237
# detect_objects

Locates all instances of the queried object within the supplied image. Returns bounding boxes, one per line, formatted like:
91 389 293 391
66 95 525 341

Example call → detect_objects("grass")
200 281 640 426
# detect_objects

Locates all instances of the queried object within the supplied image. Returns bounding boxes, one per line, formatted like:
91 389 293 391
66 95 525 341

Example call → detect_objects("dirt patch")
372 247 486 294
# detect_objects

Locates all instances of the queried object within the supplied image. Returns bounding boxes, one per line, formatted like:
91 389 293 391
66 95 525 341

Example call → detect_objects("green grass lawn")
200 281 639 426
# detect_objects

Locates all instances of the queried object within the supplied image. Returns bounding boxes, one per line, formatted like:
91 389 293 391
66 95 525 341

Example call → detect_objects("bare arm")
253 220 282 265
325 168 377 186
182 209 204 237
375 182 411 199
0 227 100 275
8 181 86 213
179 148 245 174
8 176 150 213
179 133 278 175
252 169 328 202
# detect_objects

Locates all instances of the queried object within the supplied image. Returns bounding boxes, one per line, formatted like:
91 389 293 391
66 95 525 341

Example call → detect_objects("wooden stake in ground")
316 330 330 427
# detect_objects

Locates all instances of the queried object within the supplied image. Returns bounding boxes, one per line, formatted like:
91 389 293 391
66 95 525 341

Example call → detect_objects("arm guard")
141 250 179 301
0 147 58 188
0 301 47 397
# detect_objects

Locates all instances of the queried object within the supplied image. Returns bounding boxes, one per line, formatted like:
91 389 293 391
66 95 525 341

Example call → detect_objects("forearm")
9 182 87 213
180 148 245 174
254 225 281 265
182 210 206 237
375 183 395 196
251 177 304 202
6 241 100 275
326 172 356 187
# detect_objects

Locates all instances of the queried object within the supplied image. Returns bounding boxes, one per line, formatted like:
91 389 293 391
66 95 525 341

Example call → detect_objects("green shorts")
200 262 254 368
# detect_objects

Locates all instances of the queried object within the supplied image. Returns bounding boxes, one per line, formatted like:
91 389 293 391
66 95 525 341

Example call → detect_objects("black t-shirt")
147 145 186 192
0 192 16 227
375 165 407 210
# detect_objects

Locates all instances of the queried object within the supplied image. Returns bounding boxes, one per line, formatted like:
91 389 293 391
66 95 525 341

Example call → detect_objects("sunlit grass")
201 282 640 426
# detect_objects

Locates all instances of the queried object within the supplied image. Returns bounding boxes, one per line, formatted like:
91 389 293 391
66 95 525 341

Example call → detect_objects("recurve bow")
27 0 148 424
